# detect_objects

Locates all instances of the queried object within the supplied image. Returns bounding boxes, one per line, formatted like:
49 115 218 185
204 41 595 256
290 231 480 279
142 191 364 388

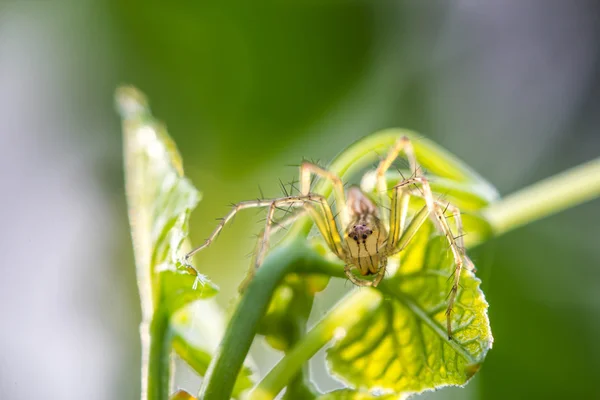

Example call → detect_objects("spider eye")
362 234 367 239
368 230 372 234
353 236 358 241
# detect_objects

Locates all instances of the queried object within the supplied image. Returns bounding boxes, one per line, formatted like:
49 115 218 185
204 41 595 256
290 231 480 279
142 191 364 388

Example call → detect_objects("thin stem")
248 289 382 400
199 240 345 400
482 157 600 238
147 308 172 400
281 290 319 400
199 241 304 400
282 314 318 400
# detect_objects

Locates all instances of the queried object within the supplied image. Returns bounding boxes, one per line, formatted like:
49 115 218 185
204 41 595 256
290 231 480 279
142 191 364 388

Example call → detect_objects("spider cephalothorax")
186 136 474 338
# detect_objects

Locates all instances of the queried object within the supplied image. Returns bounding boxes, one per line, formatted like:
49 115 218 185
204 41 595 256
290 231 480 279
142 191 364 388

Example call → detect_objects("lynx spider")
185 137 474 339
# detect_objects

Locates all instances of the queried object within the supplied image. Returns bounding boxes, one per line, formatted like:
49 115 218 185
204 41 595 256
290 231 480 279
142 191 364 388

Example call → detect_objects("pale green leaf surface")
117 85 215 319
327 222 492 395
118 86 230 397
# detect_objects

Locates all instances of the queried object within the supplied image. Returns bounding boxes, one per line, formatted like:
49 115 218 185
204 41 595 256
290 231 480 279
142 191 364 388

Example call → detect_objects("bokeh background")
1 1 599 399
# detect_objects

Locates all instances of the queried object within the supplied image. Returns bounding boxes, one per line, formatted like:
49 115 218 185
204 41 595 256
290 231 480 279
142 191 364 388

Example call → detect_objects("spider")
185 137 474 339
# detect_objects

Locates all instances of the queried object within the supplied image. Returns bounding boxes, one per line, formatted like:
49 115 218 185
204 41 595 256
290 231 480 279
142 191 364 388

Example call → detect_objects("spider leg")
387 204 430 256
343 263 383 287
185 197 300 263
345 136 419 287
300 161 349 228
185 194 341 262
404 188 476 272
239 207 308 292
375 136 420 226
304 197 345 258
257 202 282 266
397 177 469 339
387 182 412 252
252 208 308 243
344 264 365 286
440 201 475 272
372 256 387 287
185 194 345 292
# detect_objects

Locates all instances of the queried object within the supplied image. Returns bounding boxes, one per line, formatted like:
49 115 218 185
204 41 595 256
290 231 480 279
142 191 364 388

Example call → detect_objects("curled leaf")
118 85 211 317
327 222 492 394
118 86 226 398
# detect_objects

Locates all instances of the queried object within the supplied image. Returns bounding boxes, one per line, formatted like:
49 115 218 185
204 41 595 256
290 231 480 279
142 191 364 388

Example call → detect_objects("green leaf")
161 270 218 316
327 222 492 394
117 85 214 317
117 86 223 399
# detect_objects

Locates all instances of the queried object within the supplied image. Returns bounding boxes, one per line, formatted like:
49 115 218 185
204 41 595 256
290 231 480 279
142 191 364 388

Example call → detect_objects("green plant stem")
199 240 344 400
282 315 318 400
482 157 600 239
147 308 172 400
248 289 382 400
281 293 318 400
199 241 303 400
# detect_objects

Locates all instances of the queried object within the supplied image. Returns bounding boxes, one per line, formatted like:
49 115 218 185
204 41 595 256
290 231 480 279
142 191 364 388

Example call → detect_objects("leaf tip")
464 362 482 380
115 85 149 119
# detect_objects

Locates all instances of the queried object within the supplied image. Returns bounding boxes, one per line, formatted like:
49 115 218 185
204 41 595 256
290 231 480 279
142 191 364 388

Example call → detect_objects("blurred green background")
1 1 599 399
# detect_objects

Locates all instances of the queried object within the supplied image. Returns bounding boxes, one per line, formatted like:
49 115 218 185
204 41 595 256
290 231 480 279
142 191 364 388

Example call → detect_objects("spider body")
344 187 387 277
185 136 474 339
